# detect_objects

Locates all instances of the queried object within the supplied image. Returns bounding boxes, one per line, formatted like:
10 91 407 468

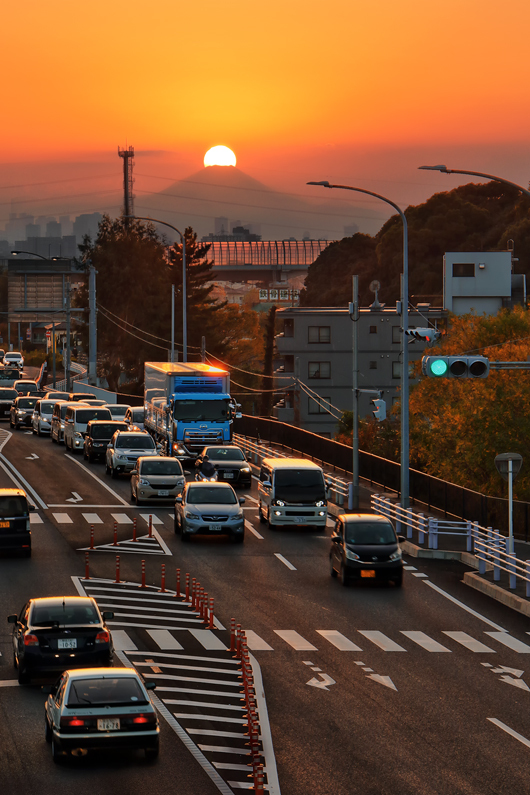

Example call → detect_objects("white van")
64 405 113 452
257 458 329 529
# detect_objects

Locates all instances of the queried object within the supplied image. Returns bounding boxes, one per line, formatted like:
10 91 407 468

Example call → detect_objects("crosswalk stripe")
140 513 163 525
442 631 495 653
244 630 273 651
111 513 133 524
83 513 103 524
316 630 363 651
30 513 43 524
486 632 530 653
189 629 228 651
111 629 138 650
52 512 72 523
400 631 451 652
357 631 406 652
274 630 317 651
147 630 184 650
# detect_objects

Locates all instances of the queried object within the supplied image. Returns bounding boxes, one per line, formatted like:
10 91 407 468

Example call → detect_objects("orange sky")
2 0 530 231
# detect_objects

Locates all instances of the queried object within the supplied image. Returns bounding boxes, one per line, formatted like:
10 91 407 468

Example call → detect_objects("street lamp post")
418 165 530 199
307 181 410 508
125 215 187 363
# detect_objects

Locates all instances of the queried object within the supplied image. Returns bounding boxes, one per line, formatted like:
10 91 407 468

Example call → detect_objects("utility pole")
118 146 135 223
88 260 97 386
65 283 71 392
201 336 206 363
349 276 359 509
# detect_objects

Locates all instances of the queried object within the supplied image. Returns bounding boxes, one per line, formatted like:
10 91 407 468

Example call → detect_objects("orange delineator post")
115 555 121 584
230 618 236 652
176 568 181 598
90 525 95 550
208 597 214 629
112 521 118 546
132 517 137 542
139 559 147 589
84 551 90 580
185 573 190 601
148 515 153 537
160 564 166 592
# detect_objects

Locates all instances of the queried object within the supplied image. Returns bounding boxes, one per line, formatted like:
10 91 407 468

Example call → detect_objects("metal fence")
234 414 530 540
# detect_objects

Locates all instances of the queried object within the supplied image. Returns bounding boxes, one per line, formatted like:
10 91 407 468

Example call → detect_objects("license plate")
293 517 307 523
97 718 120 731
0 521 10 528
58 638 77 649
224 472 234 479
157 490 169 496
210 524 222 532
360 570 376 578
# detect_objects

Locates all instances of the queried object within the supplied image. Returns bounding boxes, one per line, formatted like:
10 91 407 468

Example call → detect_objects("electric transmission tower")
118 146 135 220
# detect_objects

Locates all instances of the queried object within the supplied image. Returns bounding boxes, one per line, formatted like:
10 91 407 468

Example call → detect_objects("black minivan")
330 513 405 587
0 488 35 557
83 420 128 463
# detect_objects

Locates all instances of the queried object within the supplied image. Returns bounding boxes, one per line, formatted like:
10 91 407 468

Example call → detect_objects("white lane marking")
485 632 530 653
66 491 83 503
307 673 336 690
244 630 273 651
274 553 297 570
164 700 244 713
48 503 127 508
404 565 417 570
140 513 163 525
400 631 451 652
0 680 19 688
412 572 429 578
65 453 129 506
52 512 73 524
146 630 184 650
189 729 247 738
29 513 43 524
367 674 397 691
111 513 133 524
316 630 363 651
442 631 495 653
245 519 263 539
0 455 48 509
25 453 39 460
189 629 228 651
244 494 259 504
198 745 250 755
424 580 507 632
82 513 103 524
487 718 530 748
111 630 138 650
357 631 406 652
274 630 317 651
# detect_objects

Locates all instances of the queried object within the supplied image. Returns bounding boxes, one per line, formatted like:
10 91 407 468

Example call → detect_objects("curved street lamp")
11 250 48 259
418 165 530 199
307 180 410 508
125 215 187 363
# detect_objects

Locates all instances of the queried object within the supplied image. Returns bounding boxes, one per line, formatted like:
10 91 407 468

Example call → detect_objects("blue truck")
143 362 239 461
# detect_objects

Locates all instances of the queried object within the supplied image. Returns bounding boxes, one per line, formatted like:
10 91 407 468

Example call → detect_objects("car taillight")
133 713 156 724
23 634 39 646
60 717 85 727
95 631 110 644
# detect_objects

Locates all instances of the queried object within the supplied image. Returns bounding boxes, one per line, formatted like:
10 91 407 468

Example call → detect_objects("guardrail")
233 432 349 506
49 363 88 393
372 493 530 595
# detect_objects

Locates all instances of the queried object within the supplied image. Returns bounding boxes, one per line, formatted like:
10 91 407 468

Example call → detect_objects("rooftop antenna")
369 279 384 310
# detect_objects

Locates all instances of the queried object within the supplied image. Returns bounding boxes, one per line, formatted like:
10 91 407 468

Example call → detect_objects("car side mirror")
184 470 191 476
175 496 183 504
7 614 17 623
29 504 35 512
398 535 406 543
41 685 53 695
102 611 114 620
107 443 112 448
332 536 342 544
239 497 246 505
144 681 157 690
262 481 272 489
130 470 137 476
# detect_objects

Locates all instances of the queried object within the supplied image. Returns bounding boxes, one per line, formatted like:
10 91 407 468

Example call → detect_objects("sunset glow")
204 146 237 167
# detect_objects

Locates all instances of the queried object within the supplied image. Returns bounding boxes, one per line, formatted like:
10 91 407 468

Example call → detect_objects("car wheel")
51 737 63 764
32 425 37 435
233 532 244 543
13 651 18 670
258 502 266 524
18 666 30 685
45 715 52 743
267 510 275 531
394 573 403 588
330 555 337 578
111 465 117 479
130 490 136 504
51 432 57 443
37 423 43 437
9 418 14 428
105 462 110 475
339 561 349 587
24 548 31 558
174 515 181 535
181 525 190 542
145 744 159 761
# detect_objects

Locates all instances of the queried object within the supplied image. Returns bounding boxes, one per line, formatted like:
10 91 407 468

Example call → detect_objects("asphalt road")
1 421 530 795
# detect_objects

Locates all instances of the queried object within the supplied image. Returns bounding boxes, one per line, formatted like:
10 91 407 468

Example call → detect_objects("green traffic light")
430 359 448 376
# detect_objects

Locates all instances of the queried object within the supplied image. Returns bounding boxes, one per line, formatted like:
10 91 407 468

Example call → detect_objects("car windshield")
60 404 72 418
205 447 245 461
18 398 37 409
67 677 147 707
116 435 155 449
31 602 100 626
0 496 28 517
274 469 326 502
40 401 55 414
90 423 127 439
141 460 183 475
108 405 129 417
132 409 145 420
344 521 396 545
0 389 18 399
74 408 112 423
173 399 229 422
187 486 237 505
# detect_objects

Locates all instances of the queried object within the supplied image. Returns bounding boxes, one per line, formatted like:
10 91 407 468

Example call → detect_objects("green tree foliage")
301 182 530 307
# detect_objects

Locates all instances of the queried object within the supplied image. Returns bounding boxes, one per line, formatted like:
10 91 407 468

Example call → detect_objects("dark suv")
0 488 35 557
83 420 128 463
0 388 18 420
330 513 405 587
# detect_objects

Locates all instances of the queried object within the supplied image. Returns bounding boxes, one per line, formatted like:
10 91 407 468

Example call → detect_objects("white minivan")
258 457 329 529
64 405 112 452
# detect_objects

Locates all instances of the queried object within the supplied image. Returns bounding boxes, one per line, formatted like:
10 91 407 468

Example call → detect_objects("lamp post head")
307 180 332 188
418 165 450 173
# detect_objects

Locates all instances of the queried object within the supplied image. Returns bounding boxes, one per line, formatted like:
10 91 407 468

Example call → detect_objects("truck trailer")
144 362 239 461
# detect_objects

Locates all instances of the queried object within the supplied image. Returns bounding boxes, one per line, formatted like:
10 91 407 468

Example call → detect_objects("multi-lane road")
1 423 530 795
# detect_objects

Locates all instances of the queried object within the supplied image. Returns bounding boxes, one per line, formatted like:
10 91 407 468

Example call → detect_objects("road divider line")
487 718 530 748
65 454 129 505
0 455 48 510
245 520 263 540
424 580 507 632
274 553 297 571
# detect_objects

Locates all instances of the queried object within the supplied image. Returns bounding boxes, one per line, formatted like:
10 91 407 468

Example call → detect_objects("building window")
308 326 331 343
369 325 377 334
392 326 401 344
308 361 331 379
392 361 401 378
283 319 294 337
453 262 475 277
308 396 331 415
369 361 377 370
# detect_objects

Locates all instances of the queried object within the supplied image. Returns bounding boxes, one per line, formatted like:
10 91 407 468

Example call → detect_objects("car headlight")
74 432 83 438
241 467 251 473
389 549 402 562
272 499 285 507
118 454 128 461
185 511 201 520
17 410 25 415
139 479 150 486
315 500 325 507
345 548 360 561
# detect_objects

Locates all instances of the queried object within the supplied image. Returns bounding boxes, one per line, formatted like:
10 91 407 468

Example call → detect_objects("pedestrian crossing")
35 510 172 525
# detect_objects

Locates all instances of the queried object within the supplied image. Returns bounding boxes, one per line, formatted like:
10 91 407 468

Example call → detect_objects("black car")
83 420 128 462
8 596 114 684
0 388 18 420
195 445 252 487
0 488 35 556
10 395 38 428
330 513 405 587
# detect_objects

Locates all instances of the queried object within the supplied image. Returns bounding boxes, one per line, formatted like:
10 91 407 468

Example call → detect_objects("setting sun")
204 145 237 167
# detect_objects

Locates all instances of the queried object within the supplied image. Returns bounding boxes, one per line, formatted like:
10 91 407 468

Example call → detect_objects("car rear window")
31 602 100 626
141 459 183 475
132 409 145 421
0 369 21 381
67 677 147 707
0 496 28 517
75 408 112 423
343 521 396 545
0 389 18 399
108 405 129 417
116 435 155 449
90 422 128 439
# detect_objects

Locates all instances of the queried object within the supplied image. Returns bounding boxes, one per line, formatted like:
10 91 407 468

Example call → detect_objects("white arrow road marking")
66 492 83 503
307 673 336 690
367 674 397 691
25 453 39 460
490 666 525 678
499 676 530 691
488 718 530 748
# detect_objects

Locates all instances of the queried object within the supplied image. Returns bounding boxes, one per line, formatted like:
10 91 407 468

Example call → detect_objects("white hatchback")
4 352 24 370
